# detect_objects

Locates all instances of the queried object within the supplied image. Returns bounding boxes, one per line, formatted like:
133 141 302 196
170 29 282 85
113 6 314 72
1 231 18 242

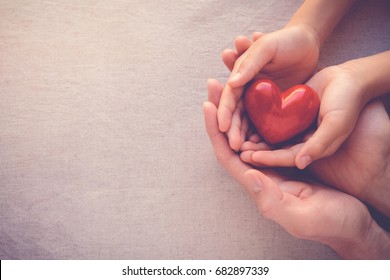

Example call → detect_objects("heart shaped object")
244 79 320 145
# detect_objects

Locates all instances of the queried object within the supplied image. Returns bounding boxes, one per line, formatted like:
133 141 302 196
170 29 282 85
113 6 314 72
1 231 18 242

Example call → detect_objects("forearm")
341 51 390 104
286 0 356 45
329 220 390 260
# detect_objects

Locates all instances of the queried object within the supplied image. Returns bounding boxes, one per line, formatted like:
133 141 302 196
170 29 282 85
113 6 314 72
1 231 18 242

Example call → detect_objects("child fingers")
221 48 238 72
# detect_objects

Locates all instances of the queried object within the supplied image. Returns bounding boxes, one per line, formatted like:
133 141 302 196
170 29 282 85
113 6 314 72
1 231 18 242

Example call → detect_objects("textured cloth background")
0 0 389 259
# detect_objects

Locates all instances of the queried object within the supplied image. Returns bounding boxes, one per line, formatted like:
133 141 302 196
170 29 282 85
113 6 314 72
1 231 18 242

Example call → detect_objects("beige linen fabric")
0 0 389 259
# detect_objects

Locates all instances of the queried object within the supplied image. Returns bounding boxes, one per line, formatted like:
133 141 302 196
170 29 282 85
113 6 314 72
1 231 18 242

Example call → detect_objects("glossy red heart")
244 79 320 145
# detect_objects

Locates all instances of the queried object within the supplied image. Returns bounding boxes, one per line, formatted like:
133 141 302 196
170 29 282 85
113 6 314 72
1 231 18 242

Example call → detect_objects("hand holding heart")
218 26 320 150
222 33 366 169
208 0 390 259
242 78 390 216
241 65 366 169
204 79 390 259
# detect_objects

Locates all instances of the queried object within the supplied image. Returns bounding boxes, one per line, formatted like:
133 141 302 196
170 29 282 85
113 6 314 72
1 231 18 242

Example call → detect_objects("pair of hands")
218 26 390 213
204 25 390 258
204 79 384 259
218 25 366 169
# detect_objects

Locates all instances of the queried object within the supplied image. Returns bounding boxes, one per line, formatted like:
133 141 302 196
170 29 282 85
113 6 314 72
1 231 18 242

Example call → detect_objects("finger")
252 32 264 42
228 38 274 87
295 113 353 169
244 169 316 238
204 101 284 200
203 101 251 185
250 144 303 167
240 151 267 168
234 35 252 56
217 84 245 132
244 170 284 215
222 36 254 73
226 100 245 151
207 78 224 107
240 115 250 147
203 101 237 162
240 140 270 152
248 131 262 143
221 48 238 72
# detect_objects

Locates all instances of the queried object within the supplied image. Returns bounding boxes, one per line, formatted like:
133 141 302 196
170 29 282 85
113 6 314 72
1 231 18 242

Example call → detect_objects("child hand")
219 33 263 150
241 64 368 169
218 25 320 150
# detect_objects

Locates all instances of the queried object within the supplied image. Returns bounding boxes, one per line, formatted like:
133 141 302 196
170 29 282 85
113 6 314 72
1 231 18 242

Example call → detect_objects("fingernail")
252 175 262 193
299 155 312 169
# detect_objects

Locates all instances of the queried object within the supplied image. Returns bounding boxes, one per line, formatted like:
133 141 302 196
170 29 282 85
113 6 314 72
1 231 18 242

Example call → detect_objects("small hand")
219 33 263 151
242 64 370 169
217 25 320 150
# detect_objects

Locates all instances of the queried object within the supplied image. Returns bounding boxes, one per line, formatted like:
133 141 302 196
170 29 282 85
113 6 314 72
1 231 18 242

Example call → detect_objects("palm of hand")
241 98 389 202
205 79 373 252
255 170 371 243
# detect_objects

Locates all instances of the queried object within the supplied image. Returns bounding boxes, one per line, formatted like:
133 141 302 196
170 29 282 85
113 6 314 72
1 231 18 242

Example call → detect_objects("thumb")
295 113 354 169
244 170 283 217
245 170 323 240
244 169 306 235
228 39 273 88
252 32 264 41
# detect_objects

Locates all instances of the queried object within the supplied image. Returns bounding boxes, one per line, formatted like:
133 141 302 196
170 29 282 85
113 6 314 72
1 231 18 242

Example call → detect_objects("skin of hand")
242 97 390 217
241 57 390 170
310 98 390 217
295 64 376 168
224 35 390 218
217 25 320 151
218 0 358 156
204 78 390 259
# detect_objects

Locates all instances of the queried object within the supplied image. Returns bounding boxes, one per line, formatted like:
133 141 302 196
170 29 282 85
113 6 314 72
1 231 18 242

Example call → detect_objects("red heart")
244 79 320 145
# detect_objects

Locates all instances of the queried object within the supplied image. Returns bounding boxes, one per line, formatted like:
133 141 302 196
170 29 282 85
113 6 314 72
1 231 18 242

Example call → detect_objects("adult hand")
204 79 390 259
310 98 390 216
242 97 390 216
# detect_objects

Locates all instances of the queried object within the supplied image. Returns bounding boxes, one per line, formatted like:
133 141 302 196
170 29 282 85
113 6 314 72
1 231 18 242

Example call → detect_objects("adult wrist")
368 154 390 217
328 219 390 259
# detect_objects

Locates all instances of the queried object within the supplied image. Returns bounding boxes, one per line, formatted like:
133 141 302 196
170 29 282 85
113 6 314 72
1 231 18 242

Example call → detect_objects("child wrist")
338 60 370 104
284 22 321 49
